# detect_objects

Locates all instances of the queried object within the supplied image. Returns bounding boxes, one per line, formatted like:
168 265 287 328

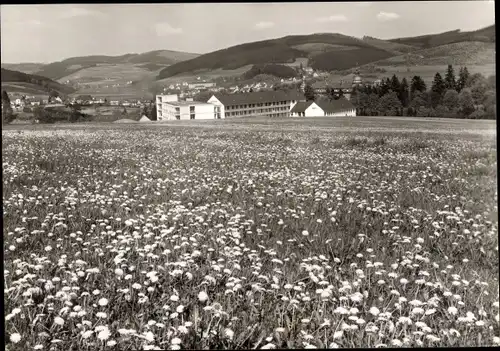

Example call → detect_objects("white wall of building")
291 103 357 117
304 103 323 117
326 109 356 117
157 101 219 121
207 95 225 119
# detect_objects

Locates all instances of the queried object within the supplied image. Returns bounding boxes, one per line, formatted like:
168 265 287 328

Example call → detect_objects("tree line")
348 66 495 119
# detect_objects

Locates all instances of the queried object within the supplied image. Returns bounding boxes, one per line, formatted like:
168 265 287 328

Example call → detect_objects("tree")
390 74 401 95
435 105 449 117
458 88 475 116
456 66 470 93
430 73 446 107
409 91 427 114
148 82 160 100
377 91 403 116
48 90 59 103
465 72 486 88
379 77 391 97
367 93 380 115
442 89 459 110
444 64 456 90
482 90 496 108
410 75 427 94
2 90 15 124
149 104 157 121
304 83 315 101
484 103 496 120
468 74 488 105
487 75 496 90
354 91 370 115
398 77 410 107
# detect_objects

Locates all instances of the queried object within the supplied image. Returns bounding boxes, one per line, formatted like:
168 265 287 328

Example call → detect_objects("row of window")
225 109 290 117
226 101 290 110
225 112 289 117
225 107 289 116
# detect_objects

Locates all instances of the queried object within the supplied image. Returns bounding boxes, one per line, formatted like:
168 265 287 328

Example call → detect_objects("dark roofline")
212 90 305 106
290 101 314 113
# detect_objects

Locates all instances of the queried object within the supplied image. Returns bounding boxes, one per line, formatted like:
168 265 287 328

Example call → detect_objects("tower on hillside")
352 70 363 87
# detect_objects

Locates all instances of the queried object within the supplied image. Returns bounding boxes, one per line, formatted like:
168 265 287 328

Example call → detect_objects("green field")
3 117 498 349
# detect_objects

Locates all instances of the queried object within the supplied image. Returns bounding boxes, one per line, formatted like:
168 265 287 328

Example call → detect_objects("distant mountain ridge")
2 24 494 90
387 24 495 48
1 50 200 81
156 24 495 80
157 33 395 80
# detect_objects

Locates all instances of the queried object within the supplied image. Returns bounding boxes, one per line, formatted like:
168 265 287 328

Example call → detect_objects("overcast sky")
1 2 495 63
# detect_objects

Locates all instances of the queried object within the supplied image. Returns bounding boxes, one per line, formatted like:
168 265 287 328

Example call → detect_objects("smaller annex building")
156 94 221 120
290 98 356 117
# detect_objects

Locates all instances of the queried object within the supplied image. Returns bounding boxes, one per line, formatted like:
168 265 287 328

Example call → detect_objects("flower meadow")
3 121 499 350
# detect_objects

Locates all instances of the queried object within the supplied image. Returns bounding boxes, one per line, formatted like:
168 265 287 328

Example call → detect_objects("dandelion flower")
198 291 209 303
224 328 234 340
171 337 182 345
261 343 276 349
369 306 380 316
97 328 110 341
54 316 65 326
98 298 109 306
10 333 21 344
144 331 155 342
333 330 343 339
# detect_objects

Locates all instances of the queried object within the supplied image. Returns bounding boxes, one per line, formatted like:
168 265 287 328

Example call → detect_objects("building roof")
212 90 305 106
290 101 314 113
166 101 213 106
316 98 355 113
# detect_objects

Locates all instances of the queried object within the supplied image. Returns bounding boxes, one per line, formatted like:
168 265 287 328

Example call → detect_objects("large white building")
290 98 356 117
207 90 306 119
156 94 221 120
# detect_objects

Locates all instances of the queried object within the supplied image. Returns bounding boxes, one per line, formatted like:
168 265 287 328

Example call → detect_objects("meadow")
2 117 498 350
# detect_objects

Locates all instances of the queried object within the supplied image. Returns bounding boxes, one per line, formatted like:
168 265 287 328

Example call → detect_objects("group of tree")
349 65 495 119
142 102 158 121
2 90 16 125
32 104 91 124
242 64 298 80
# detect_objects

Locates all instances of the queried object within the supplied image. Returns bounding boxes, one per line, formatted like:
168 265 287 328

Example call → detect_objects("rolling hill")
29 50 200 80
156 33 395 80
156 25 494 81
388 24 495 48
1 63 46 74
373 41 495 67
1 68 76 96
361 36 417 54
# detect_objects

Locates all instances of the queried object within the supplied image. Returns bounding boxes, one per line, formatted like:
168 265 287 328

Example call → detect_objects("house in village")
290 98 356 117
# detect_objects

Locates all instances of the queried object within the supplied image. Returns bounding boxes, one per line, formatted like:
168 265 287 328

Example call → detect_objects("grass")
2 117 498 349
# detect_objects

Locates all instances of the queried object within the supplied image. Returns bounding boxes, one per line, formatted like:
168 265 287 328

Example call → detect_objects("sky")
1 1 495 63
